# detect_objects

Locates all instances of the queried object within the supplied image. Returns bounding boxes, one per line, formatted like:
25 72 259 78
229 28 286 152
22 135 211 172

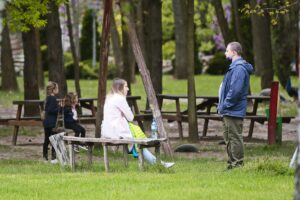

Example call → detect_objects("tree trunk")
0 13 18 92
186 0 198 142
110 10 124 77
120 4 134 92
231 0 253 64
231 0 241 42
46 0 67 97
172 0 188 79
295 4 300 200
66 0 81 97
143 0 162 94
250 0 273 89
22 28 40 116
122 0 173 156
212 0 232 45
95 0 113 138
272 2 298 87
71 0 80 60
36 30 44 89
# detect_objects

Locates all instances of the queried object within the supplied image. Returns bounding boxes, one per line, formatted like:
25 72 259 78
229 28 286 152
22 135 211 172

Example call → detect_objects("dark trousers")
43 127 56 160
65 122 86 137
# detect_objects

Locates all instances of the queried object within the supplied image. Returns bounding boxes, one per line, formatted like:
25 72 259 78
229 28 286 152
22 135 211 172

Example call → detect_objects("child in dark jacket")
63 92 87 152
43 81 61 163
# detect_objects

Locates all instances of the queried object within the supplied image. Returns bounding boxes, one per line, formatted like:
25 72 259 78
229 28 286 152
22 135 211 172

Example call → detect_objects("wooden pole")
95 0 113 138
268 81 279 144
121 0 173 156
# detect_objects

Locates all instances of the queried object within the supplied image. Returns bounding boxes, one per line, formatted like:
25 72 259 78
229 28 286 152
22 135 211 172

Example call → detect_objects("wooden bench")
157 94 294 139
63 136 166 172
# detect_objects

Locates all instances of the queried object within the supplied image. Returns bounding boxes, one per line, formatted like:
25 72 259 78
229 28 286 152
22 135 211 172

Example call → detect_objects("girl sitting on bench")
64 92 87 152
101 78 174 168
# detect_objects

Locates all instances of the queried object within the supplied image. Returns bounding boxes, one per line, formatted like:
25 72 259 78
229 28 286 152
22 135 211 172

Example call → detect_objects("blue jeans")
142 148 157 164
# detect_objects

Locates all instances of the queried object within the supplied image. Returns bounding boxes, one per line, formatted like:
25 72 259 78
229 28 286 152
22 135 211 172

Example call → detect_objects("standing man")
218 42 253 169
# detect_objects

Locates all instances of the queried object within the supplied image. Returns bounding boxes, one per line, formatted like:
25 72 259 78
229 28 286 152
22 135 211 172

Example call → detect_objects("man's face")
225 45 235 60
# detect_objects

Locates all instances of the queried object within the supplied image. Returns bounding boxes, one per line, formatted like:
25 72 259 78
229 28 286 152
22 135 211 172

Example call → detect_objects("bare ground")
0 105 298 162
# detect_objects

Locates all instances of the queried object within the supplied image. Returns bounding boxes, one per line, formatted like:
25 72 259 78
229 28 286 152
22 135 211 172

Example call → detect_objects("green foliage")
206 52 230 75
79 9 100 61
162 40 175 60
6 0 49 32
64 59 117 80
162 0 174 43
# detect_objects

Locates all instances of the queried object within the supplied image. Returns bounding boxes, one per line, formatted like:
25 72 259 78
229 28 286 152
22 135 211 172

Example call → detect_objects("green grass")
0 75 297 199
0 142 296 200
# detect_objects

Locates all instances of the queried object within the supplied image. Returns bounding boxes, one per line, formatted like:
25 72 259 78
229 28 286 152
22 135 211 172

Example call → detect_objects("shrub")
64 59 117 80
206 52 230 75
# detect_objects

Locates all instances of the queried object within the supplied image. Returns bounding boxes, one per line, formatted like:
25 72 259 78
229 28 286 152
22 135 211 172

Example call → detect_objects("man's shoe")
161 161 175 169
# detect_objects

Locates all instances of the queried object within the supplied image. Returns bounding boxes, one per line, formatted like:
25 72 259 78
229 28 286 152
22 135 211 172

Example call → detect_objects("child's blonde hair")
46 81 58 96
64 92 78 107
110 78 127 95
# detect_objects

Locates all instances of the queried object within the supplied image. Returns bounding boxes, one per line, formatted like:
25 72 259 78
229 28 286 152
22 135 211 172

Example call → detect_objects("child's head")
110 78 129 96
64 92 78 107
46 81 59 96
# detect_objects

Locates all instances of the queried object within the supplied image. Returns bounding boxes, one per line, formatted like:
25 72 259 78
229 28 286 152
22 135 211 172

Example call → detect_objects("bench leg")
155 145 161 164
248 120 255 138
178 121 183 140
87 144 93 166
203 119 209 137
103 144 109 172
123 145 128 167
69 143 75 171
138 147 144 171
12 126 19 145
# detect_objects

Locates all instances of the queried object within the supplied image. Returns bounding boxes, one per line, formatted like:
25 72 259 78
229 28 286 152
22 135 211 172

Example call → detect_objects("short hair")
46 81 58 96
110 78 127 95
228 42 243 55
64 92 78 107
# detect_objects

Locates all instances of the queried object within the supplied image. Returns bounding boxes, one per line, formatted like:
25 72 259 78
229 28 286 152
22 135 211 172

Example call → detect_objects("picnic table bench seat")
63 136 166 172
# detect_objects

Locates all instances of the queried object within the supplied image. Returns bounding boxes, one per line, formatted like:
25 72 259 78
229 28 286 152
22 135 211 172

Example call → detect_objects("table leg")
12 105 22 145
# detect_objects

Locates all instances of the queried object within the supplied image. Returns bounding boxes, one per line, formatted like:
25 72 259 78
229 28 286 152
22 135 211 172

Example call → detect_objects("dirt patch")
0 105 298 161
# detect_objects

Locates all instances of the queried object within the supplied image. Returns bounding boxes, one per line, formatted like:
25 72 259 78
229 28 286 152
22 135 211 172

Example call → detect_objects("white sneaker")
161 161 175 168
50 159 58 164
79 145 88 151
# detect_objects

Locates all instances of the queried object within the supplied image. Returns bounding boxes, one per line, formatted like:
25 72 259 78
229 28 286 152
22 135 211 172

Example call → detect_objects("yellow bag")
128 122 147 139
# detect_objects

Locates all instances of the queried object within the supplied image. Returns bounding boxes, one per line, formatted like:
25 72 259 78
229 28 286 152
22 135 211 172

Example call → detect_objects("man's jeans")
223 116 244 167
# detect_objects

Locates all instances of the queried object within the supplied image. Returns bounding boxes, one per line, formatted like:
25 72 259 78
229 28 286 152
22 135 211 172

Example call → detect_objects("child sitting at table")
63 92 87 152
43 81 62 164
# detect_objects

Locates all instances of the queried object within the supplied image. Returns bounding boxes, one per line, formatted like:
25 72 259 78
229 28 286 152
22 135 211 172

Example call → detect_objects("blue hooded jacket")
218 57 253 118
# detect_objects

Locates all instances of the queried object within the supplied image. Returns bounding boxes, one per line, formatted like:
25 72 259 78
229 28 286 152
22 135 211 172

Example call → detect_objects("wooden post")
268 82 279 144
95 0 113 139
69 143 75 171
155 145 161 164
49 132 69 165
87 144 93 166
121 0 173 156
123 145 128 167
103 144 109 172
138 147 144 171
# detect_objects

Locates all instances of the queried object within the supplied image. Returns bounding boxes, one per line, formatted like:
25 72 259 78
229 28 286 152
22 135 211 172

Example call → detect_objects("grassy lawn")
0 75 297 199
0 141 296 200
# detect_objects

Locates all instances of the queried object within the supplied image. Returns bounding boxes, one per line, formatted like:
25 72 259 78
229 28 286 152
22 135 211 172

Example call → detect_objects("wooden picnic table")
156 94 277 139
9 96 152 145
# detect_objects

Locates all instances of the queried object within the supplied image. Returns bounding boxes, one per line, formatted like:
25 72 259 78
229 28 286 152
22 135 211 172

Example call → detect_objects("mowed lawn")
0 75 298 199
0 142 296 200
